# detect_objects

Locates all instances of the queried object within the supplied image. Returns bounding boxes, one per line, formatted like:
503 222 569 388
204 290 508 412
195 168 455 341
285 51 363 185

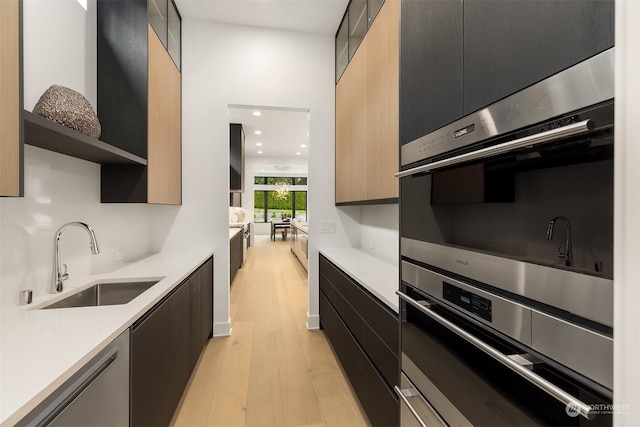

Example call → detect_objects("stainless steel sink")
41 280 160 309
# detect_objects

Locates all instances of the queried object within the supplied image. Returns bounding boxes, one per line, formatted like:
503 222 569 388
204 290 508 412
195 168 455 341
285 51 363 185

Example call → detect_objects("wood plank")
275 270 323 426
206 321 254 426
171 337 229 426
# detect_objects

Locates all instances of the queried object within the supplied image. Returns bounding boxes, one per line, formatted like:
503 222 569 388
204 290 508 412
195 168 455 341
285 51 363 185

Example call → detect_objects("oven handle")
395 119 593 178
397 290 594 420
394 386 428 427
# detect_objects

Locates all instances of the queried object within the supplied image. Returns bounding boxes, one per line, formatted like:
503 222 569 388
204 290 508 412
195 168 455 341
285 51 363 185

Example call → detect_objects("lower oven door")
399 286 612 427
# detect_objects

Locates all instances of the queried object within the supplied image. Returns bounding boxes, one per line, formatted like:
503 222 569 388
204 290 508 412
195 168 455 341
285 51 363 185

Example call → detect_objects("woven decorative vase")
33 85 101 138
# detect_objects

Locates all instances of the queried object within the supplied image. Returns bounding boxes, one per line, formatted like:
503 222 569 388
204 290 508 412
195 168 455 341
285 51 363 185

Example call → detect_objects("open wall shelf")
23 110 147 165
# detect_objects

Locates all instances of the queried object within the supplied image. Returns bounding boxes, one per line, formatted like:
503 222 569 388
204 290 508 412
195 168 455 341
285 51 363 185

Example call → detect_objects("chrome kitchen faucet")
51 222 100 293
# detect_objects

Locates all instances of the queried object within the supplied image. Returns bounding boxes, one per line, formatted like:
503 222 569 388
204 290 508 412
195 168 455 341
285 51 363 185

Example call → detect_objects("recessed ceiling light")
300 144 307 148
295 152 301 156
252 111 262 116
256 142 263 146
254 130 262 135
257 150 263 154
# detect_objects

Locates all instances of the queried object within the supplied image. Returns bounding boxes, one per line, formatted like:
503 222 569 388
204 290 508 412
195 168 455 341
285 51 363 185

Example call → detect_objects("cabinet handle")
397 290 594 420
395 119 593 178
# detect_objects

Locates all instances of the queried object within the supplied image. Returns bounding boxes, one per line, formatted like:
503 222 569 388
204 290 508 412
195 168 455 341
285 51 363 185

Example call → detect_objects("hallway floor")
172 235 369 426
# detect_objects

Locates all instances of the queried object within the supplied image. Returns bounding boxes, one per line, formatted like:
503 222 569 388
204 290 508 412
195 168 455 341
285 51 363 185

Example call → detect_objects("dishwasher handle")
30 346 119 427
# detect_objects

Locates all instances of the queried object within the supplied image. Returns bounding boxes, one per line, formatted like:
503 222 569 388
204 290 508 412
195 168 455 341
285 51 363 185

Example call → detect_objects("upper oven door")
398 285 612 427
399 99 614 279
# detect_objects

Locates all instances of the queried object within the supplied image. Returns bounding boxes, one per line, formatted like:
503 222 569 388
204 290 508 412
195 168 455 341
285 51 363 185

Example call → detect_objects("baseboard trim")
307 312 320 330
213 317 231 337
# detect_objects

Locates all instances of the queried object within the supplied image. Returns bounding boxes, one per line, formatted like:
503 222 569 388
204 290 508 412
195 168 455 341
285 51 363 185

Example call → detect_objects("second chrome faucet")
546 216 572 267
51 222 100 293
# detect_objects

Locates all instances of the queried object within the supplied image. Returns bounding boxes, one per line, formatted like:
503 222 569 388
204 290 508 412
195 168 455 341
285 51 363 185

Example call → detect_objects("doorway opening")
228 104 309 237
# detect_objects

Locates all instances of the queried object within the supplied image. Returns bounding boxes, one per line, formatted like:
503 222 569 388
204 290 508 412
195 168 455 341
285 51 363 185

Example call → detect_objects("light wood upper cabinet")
0 0 23 197
148 25 182 205
335 0 399 204
336 38 368 204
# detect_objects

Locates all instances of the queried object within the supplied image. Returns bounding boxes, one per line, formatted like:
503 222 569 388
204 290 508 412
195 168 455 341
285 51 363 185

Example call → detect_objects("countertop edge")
319 247 399 313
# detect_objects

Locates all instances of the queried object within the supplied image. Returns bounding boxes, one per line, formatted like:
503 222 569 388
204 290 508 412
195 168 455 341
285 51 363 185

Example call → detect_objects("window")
254 176 307 222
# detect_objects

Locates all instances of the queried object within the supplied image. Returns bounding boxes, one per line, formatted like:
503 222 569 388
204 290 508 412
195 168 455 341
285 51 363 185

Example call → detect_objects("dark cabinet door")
131 258 213 426
230 123 245 192
188 273 202 371
189 257 213 371
463 0 614 114
400 0 463 145
169 282 191 412
131 299 171 427
200 258 214 343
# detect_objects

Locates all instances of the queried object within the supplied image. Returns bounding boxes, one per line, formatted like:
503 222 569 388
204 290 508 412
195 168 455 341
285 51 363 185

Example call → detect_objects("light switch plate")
320 222 336 233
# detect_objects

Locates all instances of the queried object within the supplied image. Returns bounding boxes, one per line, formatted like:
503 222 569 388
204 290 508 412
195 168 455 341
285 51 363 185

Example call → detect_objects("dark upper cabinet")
230 123 245 192
148 0 168 46
398 0 614 146
97 0 148 159
463 0 614 115
148 0 181 69
336 13 349 82
399 0 463 146
348 0 368 60
167 0 181 69
335 0 389 83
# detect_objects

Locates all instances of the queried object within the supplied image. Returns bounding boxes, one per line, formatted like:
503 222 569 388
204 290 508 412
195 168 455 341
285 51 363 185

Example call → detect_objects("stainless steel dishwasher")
17 329 130 427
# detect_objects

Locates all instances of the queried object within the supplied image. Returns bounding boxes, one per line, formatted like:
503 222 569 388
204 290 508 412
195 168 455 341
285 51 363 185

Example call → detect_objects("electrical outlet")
368 240 376 250
320 222 336 233
114 250 124 261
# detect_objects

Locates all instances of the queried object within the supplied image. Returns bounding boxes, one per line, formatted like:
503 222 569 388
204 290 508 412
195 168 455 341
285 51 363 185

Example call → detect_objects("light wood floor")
172 235 369 427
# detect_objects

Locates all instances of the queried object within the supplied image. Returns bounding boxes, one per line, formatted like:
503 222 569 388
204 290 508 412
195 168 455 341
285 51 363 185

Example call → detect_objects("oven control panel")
443 282 492 322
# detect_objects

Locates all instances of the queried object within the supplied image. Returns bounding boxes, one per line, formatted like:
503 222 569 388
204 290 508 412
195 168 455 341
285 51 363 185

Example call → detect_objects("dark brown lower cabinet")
319 255 399 427
131 257 213 427
230 231 242 285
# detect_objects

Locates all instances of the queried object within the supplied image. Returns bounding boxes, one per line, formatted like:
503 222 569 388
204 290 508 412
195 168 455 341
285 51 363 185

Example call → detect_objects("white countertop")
0 250 213 426
319 248 399 313
229 227 243 240
292 222 308 234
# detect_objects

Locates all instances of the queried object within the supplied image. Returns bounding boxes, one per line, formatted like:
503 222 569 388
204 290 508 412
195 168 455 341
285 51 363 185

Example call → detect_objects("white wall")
0 0 152 307
23 0 96 110
614 1 640 423
152 20 355 333
359 205 399 266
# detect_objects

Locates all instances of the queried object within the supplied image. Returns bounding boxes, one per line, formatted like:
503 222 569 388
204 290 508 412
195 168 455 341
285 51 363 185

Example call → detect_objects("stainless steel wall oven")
397 48 614 426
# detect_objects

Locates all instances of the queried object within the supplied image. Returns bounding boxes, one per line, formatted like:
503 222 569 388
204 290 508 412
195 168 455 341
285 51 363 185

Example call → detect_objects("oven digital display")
443 281 492 322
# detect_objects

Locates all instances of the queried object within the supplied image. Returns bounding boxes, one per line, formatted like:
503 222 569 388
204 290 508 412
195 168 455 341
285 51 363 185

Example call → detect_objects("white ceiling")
228 105 310 160
175 0 348 35
177 1 346 167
